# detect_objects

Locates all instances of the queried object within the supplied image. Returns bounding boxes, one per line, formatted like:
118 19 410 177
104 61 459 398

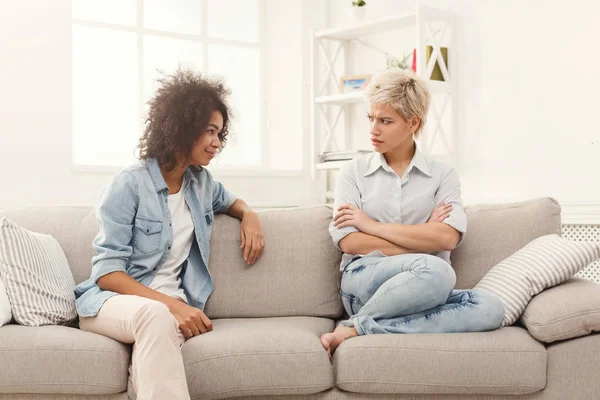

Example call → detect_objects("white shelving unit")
310 5 458 204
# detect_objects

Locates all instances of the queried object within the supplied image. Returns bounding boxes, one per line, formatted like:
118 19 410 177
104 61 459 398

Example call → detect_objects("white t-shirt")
148 189 194 302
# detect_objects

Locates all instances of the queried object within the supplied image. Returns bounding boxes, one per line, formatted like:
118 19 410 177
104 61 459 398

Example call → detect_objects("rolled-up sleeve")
329 161 361 251
434 167 467 248
90 172 138 284
208 173 237 215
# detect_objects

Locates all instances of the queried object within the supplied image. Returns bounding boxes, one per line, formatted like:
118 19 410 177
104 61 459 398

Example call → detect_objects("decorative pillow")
0 218 77 326
475 234 600 327
0 276 11 326
520 277 600 343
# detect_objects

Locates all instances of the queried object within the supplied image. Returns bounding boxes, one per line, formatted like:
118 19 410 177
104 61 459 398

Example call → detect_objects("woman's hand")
428 203 452 223
167 300 212 339
240 211 265 265
333 204 378 234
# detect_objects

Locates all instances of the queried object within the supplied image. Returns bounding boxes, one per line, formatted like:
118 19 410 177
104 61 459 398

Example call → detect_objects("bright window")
72 0 263 169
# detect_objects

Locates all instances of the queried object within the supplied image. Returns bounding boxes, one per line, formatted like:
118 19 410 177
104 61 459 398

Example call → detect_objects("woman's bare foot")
320 326 359 359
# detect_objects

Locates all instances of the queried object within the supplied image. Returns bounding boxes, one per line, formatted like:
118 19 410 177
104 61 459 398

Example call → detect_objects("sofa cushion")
334 326 546 395
521 277 600 343
0 325 130 395
0 218 78 326
476 235 600 327
0 206 97 285
451 197 561 289
181 317 334 400
0 205 343 320
204 206 343 318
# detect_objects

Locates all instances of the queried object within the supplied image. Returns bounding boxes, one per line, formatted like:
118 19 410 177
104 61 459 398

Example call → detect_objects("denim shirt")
74 158 237 317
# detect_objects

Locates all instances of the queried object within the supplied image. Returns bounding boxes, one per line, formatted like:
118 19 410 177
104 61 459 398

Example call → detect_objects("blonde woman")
321 68 504 357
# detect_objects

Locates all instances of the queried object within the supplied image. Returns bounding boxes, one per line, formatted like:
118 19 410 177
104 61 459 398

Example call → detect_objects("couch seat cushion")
0 325 130 395
182 317 335 400
334 326 546 395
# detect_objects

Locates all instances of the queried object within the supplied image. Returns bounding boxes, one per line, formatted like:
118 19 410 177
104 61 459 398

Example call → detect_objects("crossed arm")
332 163 465 257
335 204 460 256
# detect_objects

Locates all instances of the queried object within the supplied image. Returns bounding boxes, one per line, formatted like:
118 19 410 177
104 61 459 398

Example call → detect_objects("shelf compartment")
315 91 365 105
315 81 451 106
315 13 416 40
315 161 348 170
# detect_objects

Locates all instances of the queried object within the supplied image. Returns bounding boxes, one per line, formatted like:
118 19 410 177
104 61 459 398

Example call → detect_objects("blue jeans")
339 253 504 335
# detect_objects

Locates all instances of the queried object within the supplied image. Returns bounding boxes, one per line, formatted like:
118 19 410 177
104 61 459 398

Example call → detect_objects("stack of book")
319 150 371 163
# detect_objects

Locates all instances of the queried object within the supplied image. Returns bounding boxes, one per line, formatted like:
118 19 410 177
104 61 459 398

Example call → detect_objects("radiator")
562 224 600 283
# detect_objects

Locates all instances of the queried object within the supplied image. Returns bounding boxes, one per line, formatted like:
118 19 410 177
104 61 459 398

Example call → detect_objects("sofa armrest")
520 277 600 343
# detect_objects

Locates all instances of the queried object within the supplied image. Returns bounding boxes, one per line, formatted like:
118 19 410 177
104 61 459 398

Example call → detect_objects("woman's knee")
133 300 179 337
473 289 505 330
417 255 456 291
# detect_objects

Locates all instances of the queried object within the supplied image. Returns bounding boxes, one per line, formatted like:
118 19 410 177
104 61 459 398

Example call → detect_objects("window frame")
71 0 293 176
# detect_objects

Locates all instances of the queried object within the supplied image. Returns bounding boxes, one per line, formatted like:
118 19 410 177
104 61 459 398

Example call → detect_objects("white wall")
2 0 599 215
0 0 88 206
0 0 326 208
328 0 600 211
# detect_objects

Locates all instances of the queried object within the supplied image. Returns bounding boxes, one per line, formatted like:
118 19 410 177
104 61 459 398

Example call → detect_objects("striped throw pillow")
475 234 600 327
0 218 77 326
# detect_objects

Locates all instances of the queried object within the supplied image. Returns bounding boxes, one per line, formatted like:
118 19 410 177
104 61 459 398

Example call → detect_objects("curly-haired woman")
74 68 264 399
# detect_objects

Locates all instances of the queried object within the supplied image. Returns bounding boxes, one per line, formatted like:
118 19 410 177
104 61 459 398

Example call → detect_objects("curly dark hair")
138 68 232 171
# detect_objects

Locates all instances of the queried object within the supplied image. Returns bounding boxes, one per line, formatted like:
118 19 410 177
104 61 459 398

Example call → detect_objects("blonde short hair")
365 68 431 137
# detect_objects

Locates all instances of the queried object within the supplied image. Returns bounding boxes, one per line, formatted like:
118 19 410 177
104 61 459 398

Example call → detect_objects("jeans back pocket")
339 289 364 316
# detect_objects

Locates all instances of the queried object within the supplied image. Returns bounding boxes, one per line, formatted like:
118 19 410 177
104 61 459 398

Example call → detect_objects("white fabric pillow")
0 276 12 326
0 217 77 326
475 234 600 327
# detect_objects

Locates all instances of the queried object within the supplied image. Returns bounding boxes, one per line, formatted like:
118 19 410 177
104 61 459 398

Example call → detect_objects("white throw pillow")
0 217 77 326
0 276 12 326
475 234 600 327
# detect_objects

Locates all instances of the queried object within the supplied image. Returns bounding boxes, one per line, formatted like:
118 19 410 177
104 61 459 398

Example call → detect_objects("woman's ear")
411 116 421 133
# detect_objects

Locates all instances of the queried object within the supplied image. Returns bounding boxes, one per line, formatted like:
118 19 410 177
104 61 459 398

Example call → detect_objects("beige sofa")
1 197 599 400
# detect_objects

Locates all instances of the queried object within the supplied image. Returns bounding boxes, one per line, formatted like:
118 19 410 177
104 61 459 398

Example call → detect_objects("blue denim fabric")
339 253 504 335
74 158 236 317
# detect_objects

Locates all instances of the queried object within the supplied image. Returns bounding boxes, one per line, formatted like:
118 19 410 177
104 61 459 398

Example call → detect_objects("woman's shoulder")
339 152 383 179
339 153 374 174
422 155 459 181
118 161 146 177
187 165 213 183
117 162 146 179
105 162 146 191
186 166 224 194
354 152 377 166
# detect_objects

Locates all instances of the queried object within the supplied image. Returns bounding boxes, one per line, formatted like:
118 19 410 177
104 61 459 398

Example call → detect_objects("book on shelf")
319 150 372 163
